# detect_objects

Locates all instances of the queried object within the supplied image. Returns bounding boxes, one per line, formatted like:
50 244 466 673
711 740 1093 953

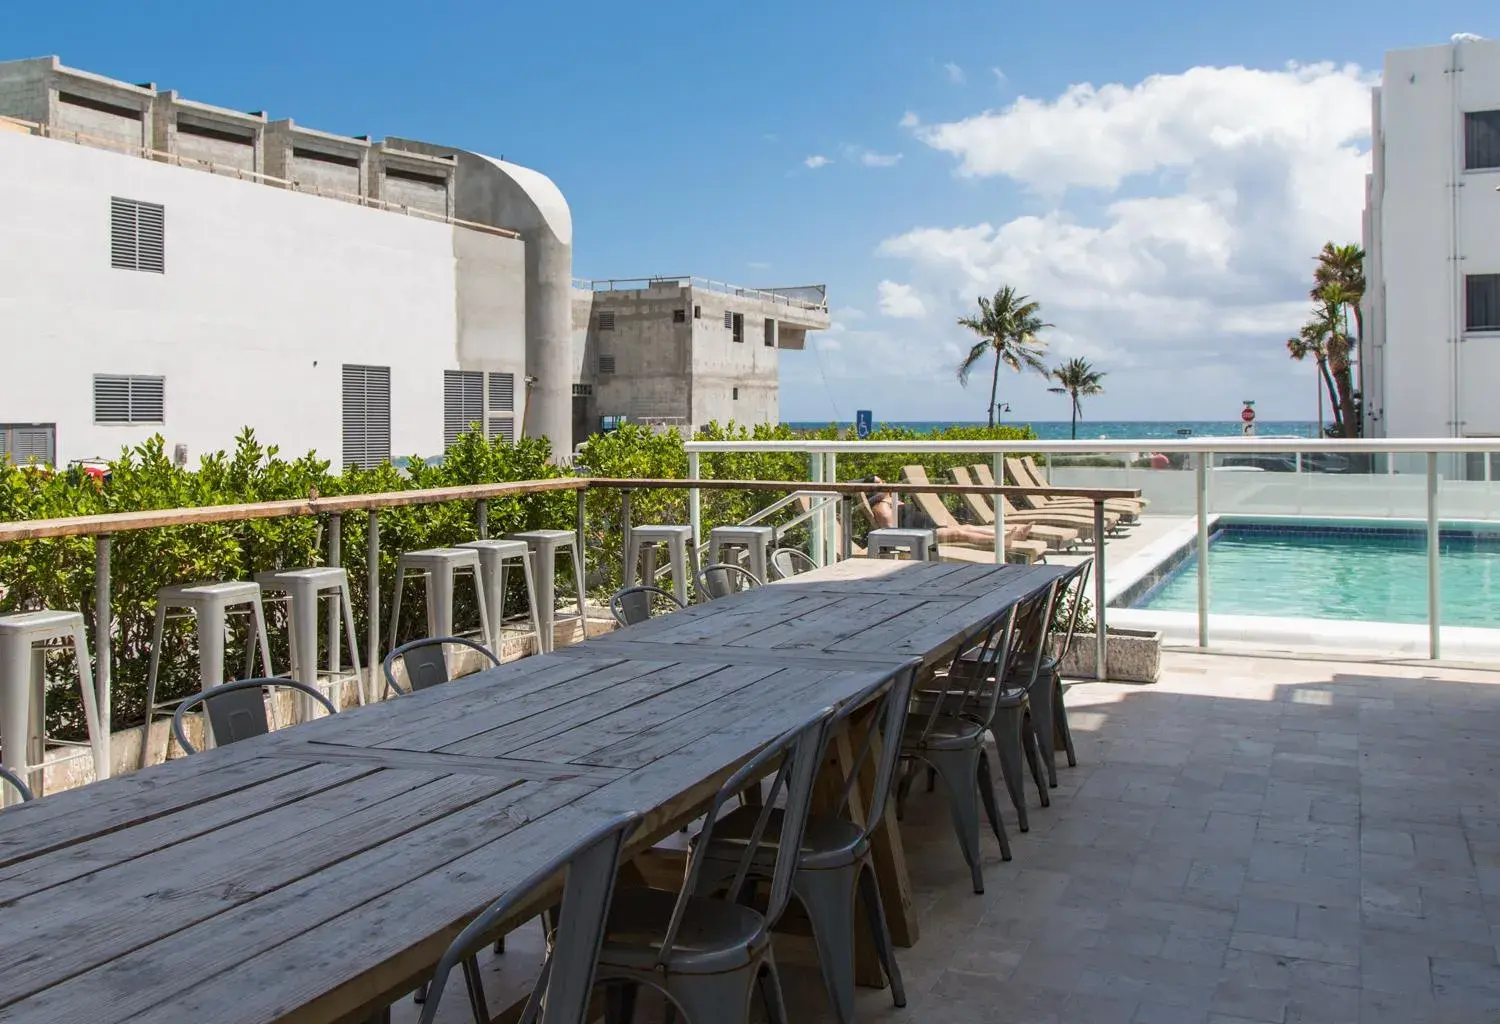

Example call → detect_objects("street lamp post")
994 402 1011 425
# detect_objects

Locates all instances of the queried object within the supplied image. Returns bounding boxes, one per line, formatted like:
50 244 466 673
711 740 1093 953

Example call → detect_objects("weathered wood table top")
0 649 911 1024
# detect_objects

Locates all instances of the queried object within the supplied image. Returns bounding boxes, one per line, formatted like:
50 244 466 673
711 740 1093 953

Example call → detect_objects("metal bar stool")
255 567 365 714
508 530 588 653
0 610 108 803
388 548 494 658
624 524 698 607
456 539 542 658
866 528 937 561
709 525 775 585
140 581 274 769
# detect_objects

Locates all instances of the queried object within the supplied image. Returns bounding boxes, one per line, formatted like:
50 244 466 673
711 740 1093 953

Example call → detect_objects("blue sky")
8 1 1498 424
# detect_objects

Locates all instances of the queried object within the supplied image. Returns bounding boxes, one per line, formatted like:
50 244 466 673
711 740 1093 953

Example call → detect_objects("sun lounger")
1009 456 1145 520
948 466 1080 550
966 464 1111 539
897 466 1049 563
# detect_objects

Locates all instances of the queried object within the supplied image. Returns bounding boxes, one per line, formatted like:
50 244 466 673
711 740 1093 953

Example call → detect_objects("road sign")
1241 407 1255 423
1241 401 1256 436
855 410 873 439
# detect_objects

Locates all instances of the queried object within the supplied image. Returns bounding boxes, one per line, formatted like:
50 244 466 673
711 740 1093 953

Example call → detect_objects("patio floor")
410 649 1500 1024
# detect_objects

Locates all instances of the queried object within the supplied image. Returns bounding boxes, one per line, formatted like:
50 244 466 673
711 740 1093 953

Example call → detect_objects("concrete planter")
1056 627 1162 684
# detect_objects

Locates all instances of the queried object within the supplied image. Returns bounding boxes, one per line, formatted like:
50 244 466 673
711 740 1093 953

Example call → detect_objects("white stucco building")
1363 35 1500 454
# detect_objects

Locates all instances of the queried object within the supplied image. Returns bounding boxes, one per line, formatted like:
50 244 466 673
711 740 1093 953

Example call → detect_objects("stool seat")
709 525 775 585
158 580 263 605
0 610 85 634
399 548 484 565
256 567 350 587
630 525 693 539
625 524 699 607
867 528 937 561
457 538 532 557
509 530 575 544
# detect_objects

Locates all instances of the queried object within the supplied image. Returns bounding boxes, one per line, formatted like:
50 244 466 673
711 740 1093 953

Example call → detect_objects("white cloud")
747 261 772 270
860 150 903 167
991 67 1008 84
899 111 920 129
944 62 965 84
876 280 927 318
875 62 1376 415
804 154 832 169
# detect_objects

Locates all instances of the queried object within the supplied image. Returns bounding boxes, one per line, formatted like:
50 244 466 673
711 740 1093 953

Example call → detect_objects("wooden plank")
552 639 911 669
264 743 629 785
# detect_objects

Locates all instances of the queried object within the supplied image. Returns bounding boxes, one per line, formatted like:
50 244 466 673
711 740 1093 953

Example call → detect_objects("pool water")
1131 521 1500 629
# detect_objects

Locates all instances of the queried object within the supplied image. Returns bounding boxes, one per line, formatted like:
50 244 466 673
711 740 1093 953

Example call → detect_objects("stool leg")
624 537 642 590
533 547 556 654
70 624 108 782
0 635 33 804
519 553 542 655
687 540 703 604
29 647 44 785
471 568 494 654
494 558 509 649
291 591 322 718
388 566 407 655
339 582 366 705
641 546 657 591
668 540 688 607
750 544 769 585
427 568 447 639
140 602 169 769
198 609 225 752
570 546 588 642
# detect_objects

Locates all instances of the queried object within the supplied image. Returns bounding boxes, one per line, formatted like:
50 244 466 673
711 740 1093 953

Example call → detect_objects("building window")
673 308 686 324
93 374 164 424
597 311 616 331
0 424 56 466
572 383 594 397
489 371 515 413
723 310 733 330
443 370 484 447
1465 111 1500 171
599 355 616 374
732 387 740 401
488 417 515 444
1467 274 1500 331
764 318 776 347
693 305 701 319
343 364 391 468
730 312 745 343
110 198 165 273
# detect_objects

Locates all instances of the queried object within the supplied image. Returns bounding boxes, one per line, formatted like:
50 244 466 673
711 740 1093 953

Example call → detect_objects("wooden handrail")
0 476 1141 543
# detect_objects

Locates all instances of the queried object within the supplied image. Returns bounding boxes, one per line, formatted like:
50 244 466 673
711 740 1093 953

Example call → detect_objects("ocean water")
783 420 1318 441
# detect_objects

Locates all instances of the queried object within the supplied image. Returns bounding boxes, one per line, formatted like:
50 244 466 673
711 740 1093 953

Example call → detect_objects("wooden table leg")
851 719 919 949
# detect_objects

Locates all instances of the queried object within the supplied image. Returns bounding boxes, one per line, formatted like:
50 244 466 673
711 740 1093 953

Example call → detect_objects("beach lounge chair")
948 466 1080 550
974 460 1123 531
966 464 1112 541
898 466 1049 564
1006 456 1145 521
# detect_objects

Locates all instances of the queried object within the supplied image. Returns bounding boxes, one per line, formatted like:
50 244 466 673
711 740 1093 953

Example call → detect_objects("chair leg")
792 870 858 1024
923 749 988 893
977 749 1012 861
461 955 487 1023
140 602 169 770
857 860 907 1006
1053 673 1078 767
989 706 1030 832
603 981 637 1024
662 966 763 1024
757 953 793 1024
1026 677 1060 788
1022 711 1050 808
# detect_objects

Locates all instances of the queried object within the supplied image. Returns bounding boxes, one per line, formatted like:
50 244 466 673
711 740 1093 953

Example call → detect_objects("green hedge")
0 420 1037 738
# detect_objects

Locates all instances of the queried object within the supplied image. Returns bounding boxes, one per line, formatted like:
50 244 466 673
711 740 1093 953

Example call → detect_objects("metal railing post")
823 453 838 565
840 496 853 561
687 452 701 555
620 489 633 584
366 510 380 698
1196 458 1209 648
477 499 489 539
328 513 341 678
1428 453 1441 659
93 535 111 773
809 455 825 566
992 452 1005 565
575 488 588 622
1094 500 1107 681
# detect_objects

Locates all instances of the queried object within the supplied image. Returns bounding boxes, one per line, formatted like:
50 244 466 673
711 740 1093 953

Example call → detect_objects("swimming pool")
1124 519 1500 629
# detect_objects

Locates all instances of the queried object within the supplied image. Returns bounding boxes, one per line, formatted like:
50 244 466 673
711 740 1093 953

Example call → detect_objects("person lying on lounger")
865 476 1032 549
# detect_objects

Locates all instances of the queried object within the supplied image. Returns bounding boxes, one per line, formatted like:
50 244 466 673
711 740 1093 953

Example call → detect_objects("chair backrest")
949 466 995 525
696 562 762 601
822 662 920 851
898 465 960 529
910 608 1019 743
383 636 500 697
0 764 33 803
418 812 641 1024
610 585 685 626
1005 456 1047 493
172 678 337 755
1052 559 1094 662
769 547 818 580
666 712 829 962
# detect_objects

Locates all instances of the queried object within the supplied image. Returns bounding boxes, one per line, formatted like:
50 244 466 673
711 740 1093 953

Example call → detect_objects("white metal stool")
0 610 108 803
508 530 588 653
388 548 494 656
140 581 274 768
708 525 775 585
255 567 365 714
867 528 938 561
624 524 699 606
456 539 543 657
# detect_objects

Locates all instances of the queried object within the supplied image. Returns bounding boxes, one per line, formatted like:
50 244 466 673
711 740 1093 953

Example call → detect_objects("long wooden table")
0 559 1063 1023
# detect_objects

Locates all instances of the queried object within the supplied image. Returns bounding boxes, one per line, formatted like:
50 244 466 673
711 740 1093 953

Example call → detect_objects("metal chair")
694 563 762 602
610 586 686 627
695 664 919 1024
596 713 831 1024
171 678 336 756
383 636 500 698
897 608 1026 894
768 547 818 580
417 812 641 1024
1005 560 1091 786
0 763 33 803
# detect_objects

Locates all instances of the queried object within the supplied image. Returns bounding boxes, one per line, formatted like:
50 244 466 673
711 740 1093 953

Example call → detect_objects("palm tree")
956 287 1050 426
1312 243 1365 437
1286 311 1343 437
1315 283 1359 436
1050 357 1106 439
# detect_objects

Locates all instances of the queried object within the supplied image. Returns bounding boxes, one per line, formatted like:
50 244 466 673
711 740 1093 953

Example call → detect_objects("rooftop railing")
571 276 830 313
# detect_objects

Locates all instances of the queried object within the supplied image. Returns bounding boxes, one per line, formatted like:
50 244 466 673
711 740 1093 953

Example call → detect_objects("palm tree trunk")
1317 357 1342 435
987 348 1001 427
1070 396 1079 440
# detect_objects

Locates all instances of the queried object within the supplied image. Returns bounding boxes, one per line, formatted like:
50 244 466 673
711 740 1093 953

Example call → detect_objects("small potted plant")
1053 596 1161 684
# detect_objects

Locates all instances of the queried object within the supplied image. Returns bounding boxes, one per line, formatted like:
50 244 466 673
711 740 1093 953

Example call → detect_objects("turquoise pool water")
1130 520 1500 628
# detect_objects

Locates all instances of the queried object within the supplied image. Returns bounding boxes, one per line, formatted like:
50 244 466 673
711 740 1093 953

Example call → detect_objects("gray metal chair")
417 812 641 1024
1005 560 1091 786
610 585 686 627
596 713 831 1024
768 547 818 580
0 763 34 803
898 608 1027 894
383 636 500 698
695 664 919 1024
171 678 336 756
694 563 762 602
